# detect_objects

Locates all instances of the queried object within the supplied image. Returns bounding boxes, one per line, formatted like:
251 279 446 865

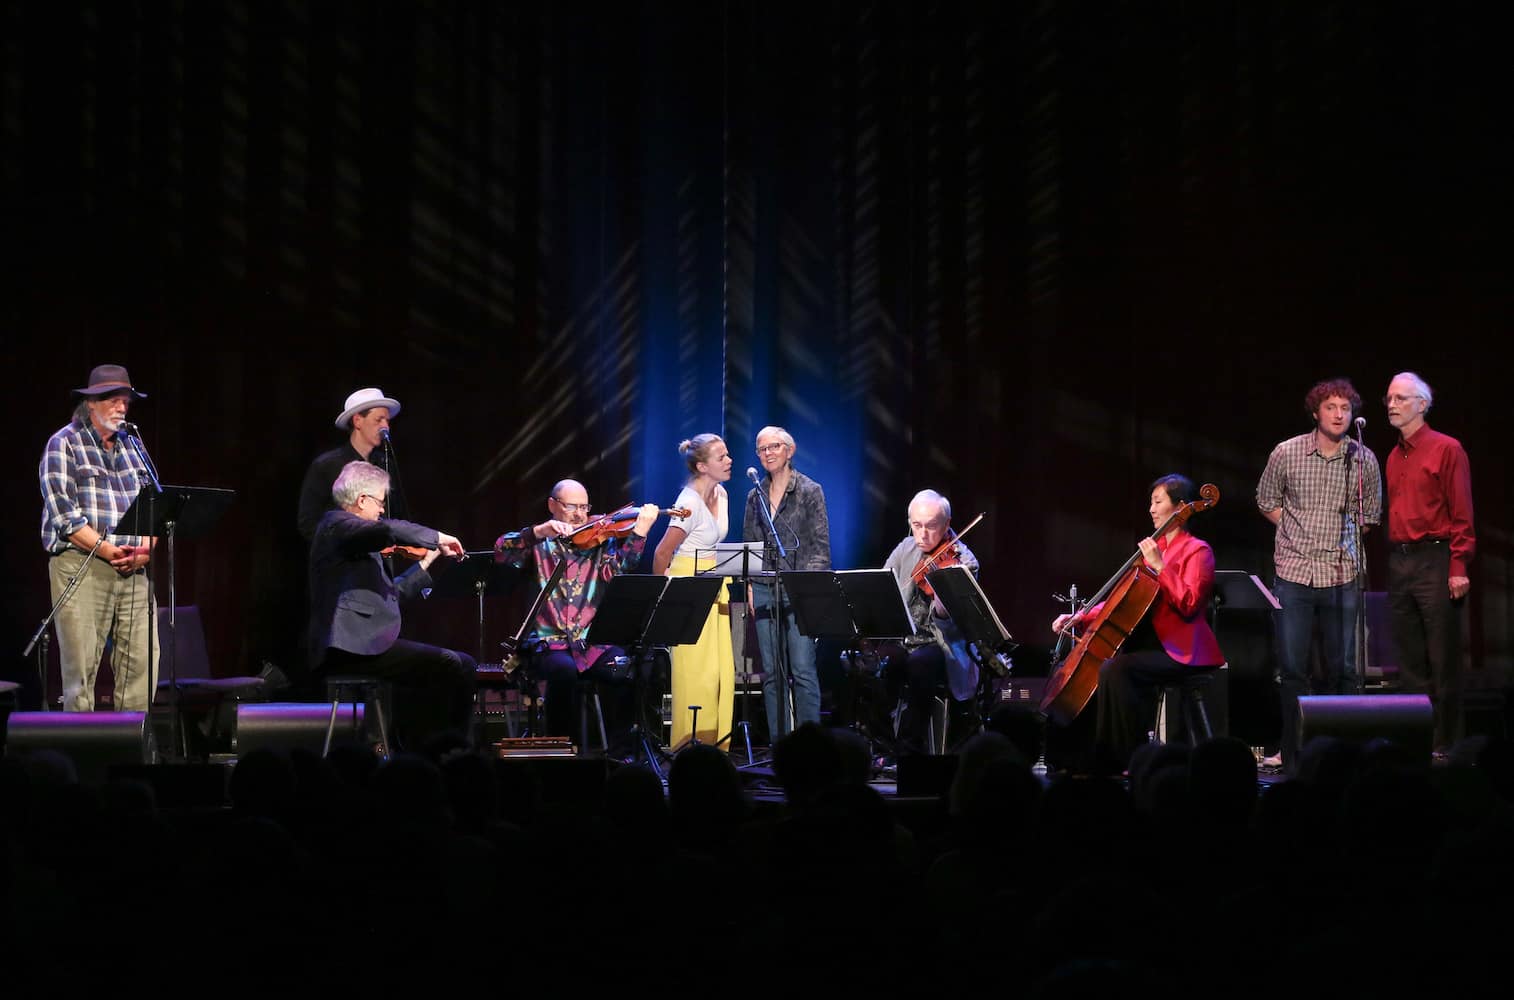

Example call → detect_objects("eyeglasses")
360 494 387 510
1383 393 1422 406
756 443 787 455
551 498 592 514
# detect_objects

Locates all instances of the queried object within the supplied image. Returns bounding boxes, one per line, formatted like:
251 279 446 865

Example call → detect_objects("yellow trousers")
667 553 734 751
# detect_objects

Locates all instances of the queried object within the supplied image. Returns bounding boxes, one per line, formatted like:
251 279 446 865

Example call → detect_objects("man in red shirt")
1384 371 1475 753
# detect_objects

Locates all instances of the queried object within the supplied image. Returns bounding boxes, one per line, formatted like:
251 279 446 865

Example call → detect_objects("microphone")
117 421 140 437
380 427 391 443
746 467 760 486
1354 417 1366 430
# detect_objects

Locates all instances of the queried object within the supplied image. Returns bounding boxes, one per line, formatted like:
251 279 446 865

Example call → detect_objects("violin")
910 512 985 599
562 503 692 550
381 544 430 561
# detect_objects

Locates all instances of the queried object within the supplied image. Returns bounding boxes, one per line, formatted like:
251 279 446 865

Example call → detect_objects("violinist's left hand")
633 503 660 537
1139 537 1164 574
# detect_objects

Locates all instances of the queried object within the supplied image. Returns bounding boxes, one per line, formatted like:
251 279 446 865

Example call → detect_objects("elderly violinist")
495 479 659 743
308 461 476 751
879 489 981 755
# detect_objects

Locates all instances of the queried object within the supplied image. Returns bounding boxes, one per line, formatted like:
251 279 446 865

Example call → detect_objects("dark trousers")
531 646 633 742
1095 649 1206 774
320 639 477 750
874 641 971 754
1389 541 1462 749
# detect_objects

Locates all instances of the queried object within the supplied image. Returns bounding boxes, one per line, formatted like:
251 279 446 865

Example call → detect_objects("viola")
910 513 985 599
1038 483 1220 726
562 503 692 550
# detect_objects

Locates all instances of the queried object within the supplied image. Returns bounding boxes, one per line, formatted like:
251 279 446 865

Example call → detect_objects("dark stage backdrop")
3 2 1509 721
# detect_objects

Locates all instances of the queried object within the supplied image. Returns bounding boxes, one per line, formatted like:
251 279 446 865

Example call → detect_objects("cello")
1038 483 1219 727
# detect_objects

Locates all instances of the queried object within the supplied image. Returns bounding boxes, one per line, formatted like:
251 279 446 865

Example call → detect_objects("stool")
1155 666 1222 746
323 676 393 758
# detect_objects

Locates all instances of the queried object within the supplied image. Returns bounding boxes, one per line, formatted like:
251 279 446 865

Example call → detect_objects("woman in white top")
654 433 734 749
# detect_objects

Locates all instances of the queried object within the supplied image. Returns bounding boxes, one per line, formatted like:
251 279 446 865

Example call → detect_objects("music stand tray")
780 569 916 642
926 565 1015 649
117 484 236 540
1212 570 1282 611
700 542 768 577
424 551 522 601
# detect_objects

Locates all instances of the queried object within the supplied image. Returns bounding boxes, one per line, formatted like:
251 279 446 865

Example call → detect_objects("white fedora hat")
335 387 401 428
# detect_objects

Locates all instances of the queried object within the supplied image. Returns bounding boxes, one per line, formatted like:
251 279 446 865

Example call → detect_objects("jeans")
1273 576 1360 764
751 581 821 741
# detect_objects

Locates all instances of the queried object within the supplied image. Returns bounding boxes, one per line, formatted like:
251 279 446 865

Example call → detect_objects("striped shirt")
39 418 153 553
1256 431 1382 587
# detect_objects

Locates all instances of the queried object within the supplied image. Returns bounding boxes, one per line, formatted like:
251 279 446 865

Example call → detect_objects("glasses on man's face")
361 494 387 510
1383 393 1422 406
756 443 786 455
552 498 592 514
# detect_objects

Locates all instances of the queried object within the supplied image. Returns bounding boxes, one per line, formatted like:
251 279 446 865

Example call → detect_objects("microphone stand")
750 472 792 744
1351 422 1369 696
121 426 169 754
23 532 112 710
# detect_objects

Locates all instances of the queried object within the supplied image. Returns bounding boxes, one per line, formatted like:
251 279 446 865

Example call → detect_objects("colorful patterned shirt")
39 418 153 553
494 525 648 670
1256 431 1382 587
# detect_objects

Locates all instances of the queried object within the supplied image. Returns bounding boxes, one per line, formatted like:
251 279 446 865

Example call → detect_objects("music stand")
586 574 724 777
781 569 916 758
117 484 237 761
1212 570 1281 647
927 565 1020 732
425 552 523 664
698 542 769 762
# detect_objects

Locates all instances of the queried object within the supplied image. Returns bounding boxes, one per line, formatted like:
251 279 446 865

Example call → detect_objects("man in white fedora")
297 386 407 541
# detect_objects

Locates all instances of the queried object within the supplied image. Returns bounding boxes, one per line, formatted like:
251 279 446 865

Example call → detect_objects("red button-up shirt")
1385 423 1475 578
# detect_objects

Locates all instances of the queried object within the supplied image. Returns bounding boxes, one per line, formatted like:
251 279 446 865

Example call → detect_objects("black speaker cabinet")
1297 694 1433 761
3 711 155 785
234 701 365 757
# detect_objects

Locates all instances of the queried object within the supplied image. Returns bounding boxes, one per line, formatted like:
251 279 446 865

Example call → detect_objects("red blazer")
1083 530 1224 668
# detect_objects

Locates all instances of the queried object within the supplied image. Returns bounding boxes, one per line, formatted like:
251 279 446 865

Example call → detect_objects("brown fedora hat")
73 364 147 399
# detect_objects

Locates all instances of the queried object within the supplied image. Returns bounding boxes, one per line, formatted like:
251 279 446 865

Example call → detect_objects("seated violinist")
879 489 981 755
308 461 477 751
1050 473 1225 775
494 479 659 744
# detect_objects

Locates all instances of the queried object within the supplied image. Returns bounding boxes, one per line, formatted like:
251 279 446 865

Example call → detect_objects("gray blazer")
308 508 439 664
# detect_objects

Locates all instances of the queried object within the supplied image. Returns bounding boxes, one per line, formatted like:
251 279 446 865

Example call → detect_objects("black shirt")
296 441 409 542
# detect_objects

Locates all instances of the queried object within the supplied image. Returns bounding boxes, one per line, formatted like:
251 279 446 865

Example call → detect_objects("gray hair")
332 460 390 508
755 425 797 459
910 489 952 523
1391 370 1434 411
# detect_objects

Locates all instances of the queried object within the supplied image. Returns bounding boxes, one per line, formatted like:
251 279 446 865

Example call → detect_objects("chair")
154 605 266 758
323 676 393 759
1154 664 1227 746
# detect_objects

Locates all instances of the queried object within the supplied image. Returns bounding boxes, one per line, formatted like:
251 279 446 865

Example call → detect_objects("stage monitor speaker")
1297 694 1433 761
2 711 155 786
234 701 365 757
896 753 959 798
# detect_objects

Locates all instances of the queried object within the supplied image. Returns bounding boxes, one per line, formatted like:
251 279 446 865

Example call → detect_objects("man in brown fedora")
296 386 410 541
39 363 159 712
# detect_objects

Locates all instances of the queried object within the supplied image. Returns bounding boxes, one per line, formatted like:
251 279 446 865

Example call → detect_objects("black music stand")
927 564 1020 730
586 574 723 778
700 542 769 762
118 484 237 761
1212 570 1281 645
425 552 522 665
781 569 916 758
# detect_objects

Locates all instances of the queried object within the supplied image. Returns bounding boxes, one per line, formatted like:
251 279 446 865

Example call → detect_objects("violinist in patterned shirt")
495 479 659 742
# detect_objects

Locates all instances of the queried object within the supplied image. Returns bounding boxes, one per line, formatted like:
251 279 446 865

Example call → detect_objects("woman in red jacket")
1053 474 1225 774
